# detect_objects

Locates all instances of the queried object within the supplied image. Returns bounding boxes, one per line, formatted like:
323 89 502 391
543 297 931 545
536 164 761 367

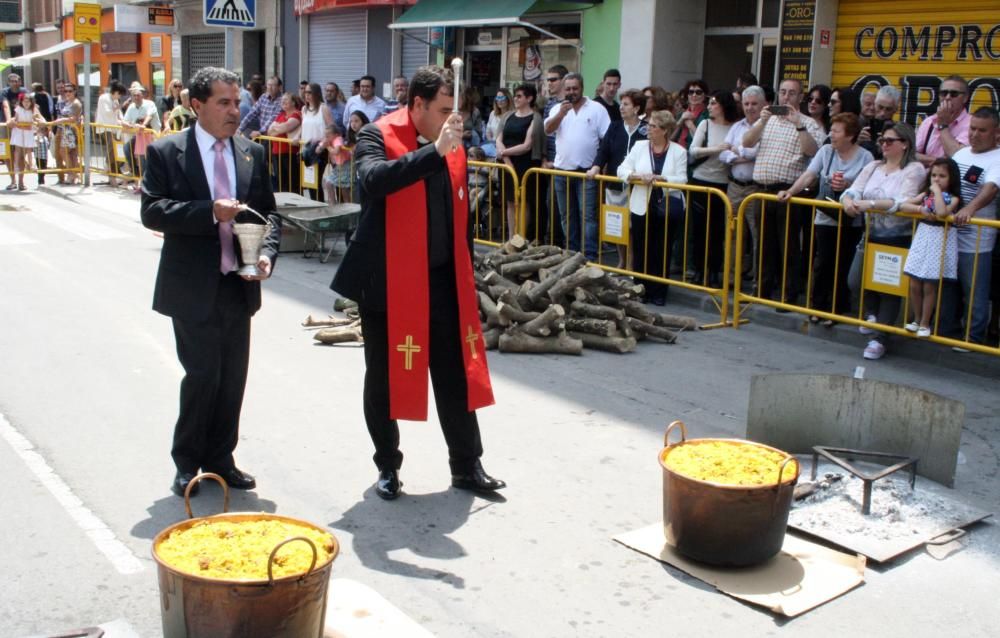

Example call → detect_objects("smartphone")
769 105 789 116
868 117 885 136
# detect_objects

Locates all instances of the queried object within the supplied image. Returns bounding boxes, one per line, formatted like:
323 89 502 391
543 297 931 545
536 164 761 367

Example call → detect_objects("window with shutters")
307 9 367 94
401 28 430 81
0 0 20 23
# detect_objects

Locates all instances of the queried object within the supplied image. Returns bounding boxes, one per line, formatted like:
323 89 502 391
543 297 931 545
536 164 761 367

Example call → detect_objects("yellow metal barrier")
734 192 1000 356
0 121 85 185
469 159 520 247
518 167 734 328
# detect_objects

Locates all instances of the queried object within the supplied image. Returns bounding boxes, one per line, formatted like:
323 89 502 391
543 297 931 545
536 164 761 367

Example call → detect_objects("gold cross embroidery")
396 335 422 371
465 325 480 360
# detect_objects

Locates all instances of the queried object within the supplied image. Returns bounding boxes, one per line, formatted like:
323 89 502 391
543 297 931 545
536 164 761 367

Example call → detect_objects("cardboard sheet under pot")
659 421 799 567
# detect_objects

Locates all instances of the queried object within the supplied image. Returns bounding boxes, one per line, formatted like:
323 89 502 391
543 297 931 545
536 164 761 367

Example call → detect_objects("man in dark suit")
140 67 281 497
331 65 504 500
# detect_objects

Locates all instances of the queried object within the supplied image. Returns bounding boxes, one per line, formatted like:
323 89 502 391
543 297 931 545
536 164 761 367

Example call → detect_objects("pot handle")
184 472 230 519
772 456 798 516
239 204 273 230
664 420 687 447
267 536 318 585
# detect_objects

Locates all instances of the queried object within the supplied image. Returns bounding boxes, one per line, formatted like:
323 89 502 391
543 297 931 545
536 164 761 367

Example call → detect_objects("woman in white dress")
9 93 43 191
299 82 331 200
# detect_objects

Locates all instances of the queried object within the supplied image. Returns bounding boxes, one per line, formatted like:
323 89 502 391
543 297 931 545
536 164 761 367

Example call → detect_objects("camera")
769 105 789 116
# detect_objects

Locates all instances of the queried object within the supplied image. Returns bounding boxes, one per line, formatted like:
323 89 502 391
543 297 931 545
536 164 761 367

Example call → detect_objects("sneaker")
863 340 886 360
858 315 877 335
916 327 931 338
952 346 971 353
904 322 919 332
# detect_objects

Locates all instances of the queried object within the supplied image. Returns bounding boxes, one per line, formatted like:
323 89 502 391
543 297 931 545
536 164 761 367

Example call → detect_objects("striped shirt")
951 145 1000 253
238 93 282 136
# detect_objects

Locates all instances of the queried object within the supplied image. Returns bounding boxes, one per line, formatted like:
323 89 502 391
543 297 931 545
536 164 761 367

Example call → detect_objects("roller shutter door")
183 33 226 84
308 9 367 92
401 28 430 79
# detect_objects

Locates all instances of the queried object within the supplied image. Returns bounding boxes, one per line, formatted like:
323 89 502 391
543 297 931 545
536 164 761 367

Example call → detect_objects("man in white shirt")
720 85 767 283
95 81 126 186
384 75 408 114
938 107 1000 348
343 74 386 130
543 73 611 260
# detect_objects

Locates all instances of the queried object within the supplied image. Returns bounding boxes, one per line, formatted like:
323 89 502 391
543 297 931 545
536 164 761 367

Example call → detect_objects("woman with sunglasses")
841 122 926 360
673 79 709 149
802 84 832 136
158 79 183 130
485 88 512 145
51 83 83 185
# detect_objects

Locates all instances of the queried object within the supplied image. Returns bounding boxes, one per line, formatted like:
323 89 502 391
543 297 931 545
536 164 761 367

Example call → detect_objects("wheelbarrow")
278 197 361 263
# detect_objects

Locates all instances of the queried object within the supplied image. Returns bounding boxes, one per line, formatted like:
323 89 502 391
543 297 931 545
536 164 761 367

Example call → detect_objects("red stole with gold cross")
378 108 494 421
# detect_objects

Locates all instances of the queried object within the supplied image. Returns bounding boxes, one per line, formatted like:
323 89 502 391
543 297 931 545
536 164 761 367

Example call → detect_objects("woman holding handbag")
617 110 688 305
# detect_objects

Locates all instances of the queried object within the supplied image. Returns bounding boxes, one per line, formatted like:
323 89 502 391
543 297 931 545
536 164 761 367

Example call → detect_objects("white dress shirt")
719 117 759 183
195 122 237 205
544 98 611 170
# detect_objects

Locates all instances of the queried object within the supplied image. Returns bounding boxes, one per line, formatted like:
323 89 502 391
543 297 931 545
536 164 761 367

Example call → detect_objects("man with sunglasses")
915 75 971 167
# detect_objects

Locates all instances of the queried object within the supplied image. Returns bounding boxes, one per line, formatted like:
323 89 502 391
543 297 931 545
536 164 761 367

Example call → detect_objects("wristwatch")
795 126 806 132
936 122 949 131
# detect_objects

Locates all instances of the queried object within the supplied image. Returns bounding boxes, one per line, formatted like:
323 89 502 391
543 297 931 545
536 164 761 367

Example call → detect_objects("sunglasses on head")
939 89 964 98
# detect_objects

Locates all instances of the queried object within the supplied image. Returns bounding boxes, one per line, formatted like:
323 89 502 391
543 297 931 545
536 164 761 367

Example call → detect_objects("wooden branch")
520 304 566 337
615 317 635 339
499 330 583 355
333 297 358 312
568 331 637 353
501 234 528 254
314 325 364 344
496 289 524 312
527 253 587 305
627 317 679 343
572 287 601 305
564 317 618 337
497 301 540 326
605 277 645 297
620 299 658 324
302 314 356 328
482 328 500 350
478 291 502 328
569 300 625 321
500 252 567 278
653 313 700 331
595 289 622 306
483 270 520 291
548 266 606 302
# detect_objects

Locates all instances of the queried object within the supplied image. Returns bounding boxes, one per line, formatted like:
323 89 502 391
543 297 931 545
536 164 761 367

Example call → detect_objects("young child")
898 157 962 337
9 93 42 191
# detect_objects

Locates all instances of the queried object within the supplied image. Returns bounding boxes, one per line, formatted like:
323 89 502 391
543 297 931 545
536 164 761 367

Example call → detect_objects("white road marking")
30 207 129 240
0 412 144 575
0 220 37 246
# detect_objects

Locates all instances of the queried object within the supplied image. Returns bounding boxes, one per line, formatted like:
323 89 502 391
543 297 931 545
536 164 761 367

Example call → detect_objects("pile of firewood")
474 235 697 354
304 236 698 353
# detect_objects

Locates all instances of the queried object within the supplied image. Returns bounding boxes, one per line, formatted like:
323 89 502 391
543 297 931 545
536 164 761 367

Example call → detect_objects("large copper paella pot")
152 474 340 638
658 421 799 566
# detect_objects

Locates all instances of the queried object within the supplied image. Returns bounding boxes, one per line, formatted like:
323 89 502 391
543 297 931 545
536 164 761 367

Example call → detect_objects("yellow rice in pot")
664 441 798 486
157 518 336 580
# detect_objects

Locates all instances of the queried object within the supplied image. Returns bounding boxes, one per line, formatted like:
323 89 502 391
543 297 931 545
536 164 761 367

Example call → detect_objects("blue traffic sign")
204 0 256 28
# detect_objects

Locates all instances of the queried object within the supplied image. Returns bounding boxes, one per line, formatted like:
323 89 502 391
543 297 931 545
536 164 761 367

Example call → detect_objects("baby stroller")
467 146 505 241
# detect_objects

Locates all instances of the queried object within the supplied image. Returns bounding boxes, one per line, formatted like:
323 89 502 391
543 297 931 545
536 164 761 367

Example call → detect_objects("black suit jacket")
140 127 281 322
330 124 474 311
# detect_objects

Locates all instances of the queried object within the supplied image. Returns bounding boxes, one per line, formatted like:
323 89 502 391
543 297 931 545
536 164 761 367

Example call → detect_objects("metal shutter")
401 28 430 79
307 9 368 92
183 34 226 83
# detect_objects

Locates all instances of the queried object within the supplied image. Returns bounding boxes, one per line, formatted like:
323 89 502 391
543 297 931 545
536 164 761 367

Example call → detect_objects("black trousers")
689 178 729 283
170 274 251 474
812 224 861 314
359 266 484 475
631 196 683 300
759 186 804 301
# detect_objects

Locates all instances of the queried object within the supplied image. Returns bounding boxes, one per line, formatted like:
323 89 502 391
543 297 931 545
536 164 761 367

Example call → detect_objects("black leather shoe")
451 460 506 493
171 472 199 497
375 470 402 500
205 467 257 490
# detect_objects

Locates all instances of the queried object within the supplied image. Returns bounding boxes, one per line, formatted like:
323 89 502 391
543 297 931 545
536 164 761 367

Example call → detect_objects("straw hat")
129 81 146 94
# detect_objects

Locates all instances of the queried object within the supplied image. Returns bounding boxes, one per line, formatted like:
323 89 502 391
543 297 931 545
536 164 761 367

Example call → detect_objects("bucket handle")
771 456 797 516
184 472 230 519
664 420 687 447
267 536 318 585
238 204 273 231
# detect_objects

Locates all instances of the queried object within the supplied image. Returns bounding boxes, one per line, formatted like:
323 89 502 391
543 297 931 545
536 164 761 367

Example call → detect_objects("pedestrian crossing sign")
204 0 256 29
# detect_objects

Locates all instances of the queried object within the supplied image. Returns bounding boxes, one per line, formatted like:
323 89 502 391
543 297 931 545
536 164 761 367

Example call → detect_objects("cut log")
606 277 646 297
478 291 502 327
501 234 528 254
473 271 490 293
497 300 541 325
487 251 530 267
572 287 601 305
627 317 679 343
569 300 625 321
620 299 658 324
564 317 618 337
615 317 635 339
595 289 622 306
499 330 583 355
521 245 564 258
548 266 606 302
301 314 356 328
500 252 567 278
653 313 700 331
314 325 364 344
528 253 587 305
515 280 537 310
482 328 500 350
484 270 520 291
496 289 524 312
333 297 358 312
568 331 637 353
520 304 566 337
487 285 509 301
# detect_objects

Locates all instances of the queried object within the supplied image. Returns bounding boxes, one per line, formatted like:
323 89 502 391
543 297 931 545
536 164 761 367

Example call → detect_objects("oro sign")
74 3 102 44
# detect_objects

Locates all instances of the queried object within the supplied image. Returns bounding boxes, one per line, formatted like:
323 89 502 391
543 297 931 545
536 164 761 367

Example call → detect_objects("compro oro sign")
833 0 1000 126
204 0 256 29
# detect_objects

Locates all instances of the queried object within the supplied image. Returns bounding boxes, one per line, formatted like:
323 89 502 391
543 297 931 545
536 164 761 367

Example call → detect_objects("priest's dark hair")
408 65 454 107
188 67 240 104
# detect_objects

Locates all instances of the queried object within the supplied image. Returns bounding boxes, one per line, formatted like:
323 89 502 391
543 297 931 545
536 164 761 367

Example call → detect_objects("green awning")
389 0 537 30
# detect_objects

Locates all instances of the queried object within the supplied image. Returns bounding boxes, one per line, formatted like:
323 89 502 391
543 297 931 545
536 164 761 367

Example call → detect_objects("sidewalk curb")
664 284 1000 379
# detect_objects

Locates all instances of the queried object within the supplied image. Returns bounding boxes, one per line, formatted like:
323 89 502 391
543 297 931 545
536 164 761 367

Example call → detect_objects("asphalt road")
1 188 998 637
